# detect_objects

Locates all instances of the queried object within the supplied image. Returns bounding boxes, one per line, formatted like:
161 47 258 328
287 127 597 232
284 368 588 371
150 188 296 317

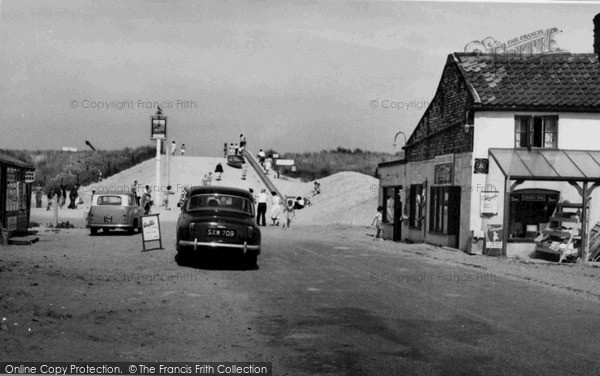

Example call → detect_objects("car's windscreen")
96 196 122 205
187 194 253 214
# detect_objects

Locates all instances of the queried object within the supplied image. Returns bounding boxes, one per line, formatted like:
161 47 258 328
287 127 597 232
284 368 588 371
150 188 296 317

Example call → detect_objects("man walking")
170 141 177 156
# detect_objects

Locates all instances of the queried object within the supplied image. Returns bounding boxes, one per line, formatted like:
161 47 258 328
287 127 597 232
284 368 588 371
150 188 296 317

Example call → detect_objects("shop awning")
489 148 600 182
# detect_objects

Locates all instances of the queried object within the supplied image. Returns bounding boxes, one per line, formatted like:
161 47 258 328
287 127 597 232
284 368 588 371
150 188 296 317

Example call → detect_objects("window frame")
514 115 558 149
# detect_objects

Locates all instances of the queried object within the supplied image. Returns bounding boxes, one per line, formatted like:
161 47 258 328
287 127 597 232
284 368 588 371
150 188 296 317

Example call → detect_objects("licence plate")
207 228 235 237
104 215 112 223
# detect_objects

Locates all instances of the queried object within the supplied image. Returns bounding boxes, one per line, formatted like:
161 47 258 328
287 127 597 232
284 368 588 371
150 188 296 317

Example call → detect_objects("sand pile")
74 156 378 226
290 171 379 226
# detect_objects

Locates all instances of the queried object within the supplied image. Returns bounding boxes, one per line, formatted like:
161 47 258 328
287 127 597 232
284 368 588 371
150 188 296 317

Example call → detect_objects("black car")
176 186 261 267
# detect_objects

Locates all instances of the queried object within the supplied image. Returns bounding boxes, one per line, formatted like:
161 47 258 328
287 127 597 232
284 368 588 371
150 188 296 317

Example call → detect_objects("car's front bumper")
179 239 260 253
87 223 134 229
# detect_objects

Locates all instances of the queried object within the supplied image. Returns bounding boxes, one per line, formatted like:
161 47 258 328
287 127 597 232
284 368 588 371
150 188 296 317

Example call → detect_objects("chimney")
595 13 600 55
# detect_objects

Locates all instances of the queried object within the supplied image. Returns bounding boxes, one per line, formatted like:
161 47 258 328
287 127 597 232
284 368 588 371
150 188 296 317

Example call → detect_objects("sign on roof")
464 27 563 57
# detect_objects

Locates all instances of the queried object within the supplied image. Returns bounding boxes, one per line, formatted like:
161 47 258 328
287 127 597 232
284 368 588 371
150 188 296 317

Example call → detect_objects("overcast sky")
1 0 598 156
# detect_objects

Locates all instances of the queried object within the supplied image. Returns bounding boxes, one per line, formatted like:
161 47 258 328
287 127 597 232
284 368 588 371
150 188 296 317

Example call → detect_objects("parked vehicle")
176 186 261 268
86 193 143 235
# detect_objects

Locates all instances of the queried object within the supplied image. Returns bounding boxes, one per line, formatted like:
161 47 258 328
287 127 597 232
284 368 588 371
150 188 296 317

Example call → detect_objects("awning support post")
581 181 589 263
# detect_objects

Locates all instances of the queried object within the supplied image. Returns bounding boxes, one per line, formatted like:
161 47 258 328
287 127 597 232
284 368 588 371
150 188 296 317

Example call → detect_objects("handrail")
241 149 286 201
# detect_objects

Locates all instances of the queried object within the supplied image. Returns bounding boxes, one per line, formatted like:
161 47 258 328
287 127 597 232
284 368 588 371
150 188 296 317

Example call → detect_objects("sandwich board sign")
141 214 163 251
485 224 503 254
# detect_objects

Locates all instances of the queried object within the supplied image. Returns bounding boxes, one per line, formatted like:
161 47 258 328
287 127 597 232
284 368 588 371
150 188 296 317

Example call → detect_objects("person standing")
283 199 296 230
161 185 175 210
215 163 224 181
239 134 246 149
68 185 78 209
46 188 54 211
170 141 177 156
34 185 43 208
256 188 268 226
59 185 67 209
140 185 153 214
132 180 140 206
264 157 272 175
223 143 228 158
270 191 281 226
181 144 186 156
371 206 384 241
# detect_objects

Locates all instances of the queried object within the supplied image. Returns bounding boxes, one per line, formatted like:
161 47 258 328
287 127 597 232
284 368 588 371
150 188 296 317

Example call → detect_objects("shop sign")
151 117 167 140
24 171 35 183
474 158 489 174
434 154 454 185
485 224 503 250
480 191 498 215
141 214 163 251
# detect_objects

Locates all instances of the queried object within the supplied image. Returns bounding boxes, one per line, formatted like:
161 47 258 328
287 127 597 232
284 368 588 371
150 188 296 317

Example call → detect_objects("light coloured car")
86 193 143 235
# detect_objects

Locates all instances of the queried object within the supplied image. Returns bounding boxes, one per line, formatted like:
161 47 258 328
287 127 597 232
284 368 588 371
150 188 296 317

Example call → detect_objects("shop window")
5 168 22 212
509 189 559 239
429 186 461 235
515 115 558 148
409 184 424 229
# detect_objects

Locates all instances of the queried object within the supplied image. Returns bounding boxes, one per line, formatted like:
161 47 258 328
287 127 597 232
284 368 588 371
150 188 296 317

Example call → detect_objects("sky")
1 0 599 156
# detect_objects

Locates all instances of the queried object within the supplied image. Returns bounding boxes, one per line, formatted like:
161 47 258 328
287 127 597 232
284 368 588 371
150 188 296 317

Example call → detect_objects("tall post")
581 181 589 263
156 138 161 200
167 140 171 186
150 106 167 201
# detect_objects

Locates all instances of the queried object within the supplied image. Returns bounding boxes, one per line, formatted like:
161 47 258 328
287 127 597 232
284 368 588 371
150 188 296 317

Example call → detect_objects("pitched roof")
453 52 600 111
0 153 34 170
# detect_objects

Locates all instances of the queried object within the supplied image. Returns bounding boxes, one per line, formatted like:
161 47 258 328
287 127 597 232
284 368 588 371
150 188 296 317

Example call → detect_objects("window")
509 189 559 239
187 194 254 214
5 168 27 212
409 184 424 229
429 187 448 233
515 116 558 148
97 196 123 205
429 186 461 235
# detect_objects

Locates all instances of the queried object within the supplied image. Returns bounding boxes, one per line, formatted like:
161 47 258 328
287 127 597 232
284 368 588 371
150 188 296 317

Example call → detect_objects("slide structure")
241 149 286 201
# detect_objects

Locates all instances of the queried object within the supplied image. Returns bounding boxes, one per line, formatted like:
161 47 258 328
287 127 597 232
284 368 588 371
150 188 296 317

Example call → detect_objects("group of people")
225 134 247 158
169 141 186 156
35 184 82 211
132 180 174 214
253 188 297 230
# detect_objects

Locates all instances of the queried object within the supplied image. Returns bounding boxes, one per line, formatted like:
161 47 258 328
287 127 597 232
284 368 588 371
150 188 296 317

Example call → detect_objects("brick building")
378 16 600 261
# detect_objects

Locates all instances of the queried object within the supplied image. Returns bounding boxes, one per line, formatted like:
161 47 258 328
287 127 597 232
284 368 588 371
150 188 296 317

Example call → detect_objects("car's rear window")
97 195 123 206
187 194 253 214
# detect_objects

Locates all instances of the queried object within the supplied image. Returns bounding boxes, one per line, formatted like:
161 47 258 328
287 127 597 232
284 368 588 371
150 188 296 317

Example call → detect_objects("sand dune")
75 156 378 225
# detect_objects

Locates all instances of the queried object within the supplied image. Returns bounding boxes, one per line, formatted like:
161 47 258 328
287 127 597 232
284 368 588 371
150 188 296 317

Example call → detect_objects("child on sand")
283 199 296 230
371 206 384 241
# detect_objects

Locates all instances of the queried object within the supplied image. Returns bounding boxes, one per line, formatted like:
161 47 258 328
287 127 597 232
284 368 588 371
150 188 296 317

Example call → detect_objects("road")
2 219 600 375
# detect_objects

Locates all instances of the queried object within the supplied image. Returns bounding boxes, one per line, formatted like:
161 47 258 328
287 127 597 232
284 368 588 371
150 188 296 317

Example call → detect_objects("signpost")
141 214 163 251
151 107 167 202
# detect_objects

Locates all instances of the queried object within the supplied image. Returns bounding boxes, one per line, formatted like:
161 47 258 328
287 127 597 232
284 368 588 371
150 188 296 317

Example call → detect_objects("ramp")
241 149 286 200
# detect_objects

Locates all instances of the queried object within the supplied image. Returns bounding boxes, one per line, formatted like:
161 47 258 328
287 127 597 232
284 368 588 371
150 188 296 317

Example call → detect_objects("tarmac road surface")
2 220 600 375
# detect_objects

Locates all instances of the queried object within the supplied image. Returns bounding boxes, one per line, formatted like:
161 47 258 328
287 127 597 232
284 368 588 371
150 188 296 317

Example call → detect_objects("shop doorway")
384 186 403 241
